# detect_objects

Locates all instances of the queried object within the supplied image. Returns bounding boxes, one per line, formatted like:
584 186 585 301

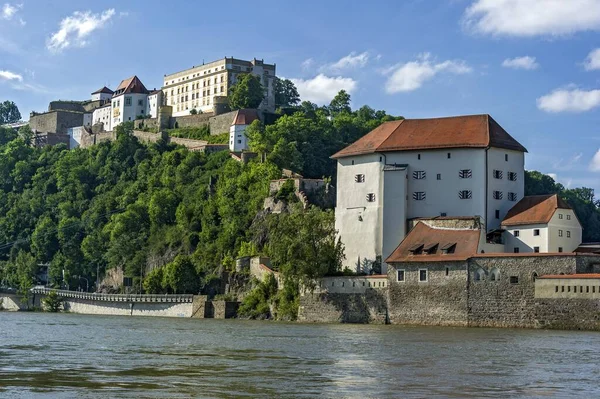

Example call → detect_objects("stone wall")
62 298 193 317
298 290 387 324
169 136 208 149
134 118 158 130
387 261 469 326
212 300 239 319
172 113 213 129
48 101 85 112
209 111 236 135
0 293 27 311
30 110 84 135
33 133 70 148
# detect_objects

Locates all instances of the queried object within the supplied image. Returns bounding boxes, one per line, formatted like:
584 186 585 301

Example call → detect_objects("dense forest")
1 84 600 319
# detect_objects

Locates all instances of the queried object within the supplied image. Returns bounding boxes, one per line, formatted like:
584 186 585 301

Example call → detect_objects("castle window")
490 268 500 281
493 191 503 200
413 170 426 180
559 214 563 219
562 286 565 292
508 192 518 201
532 272 538 281
475 269 485 281
555 286 559 293
366 193 376 202
559 247 563 253
505 154 508 162
419 269 428 282
354 174 365 183
459 169 472 179
437 174 441 180
508 172 517 181
417 154 421 160
413 192 426 201
567 231 571 238
510 276 519 284
514 230 520 237
125 97 132 106
559 230 563 237
493 170 503 179
445 267 449 276
447 152 451 159
138 99 144 106
495 210 500 219
534 246 540 253
534 229 540 236
397 270 405 282
514 247 519 253
459 190 472 200
567 215 571 220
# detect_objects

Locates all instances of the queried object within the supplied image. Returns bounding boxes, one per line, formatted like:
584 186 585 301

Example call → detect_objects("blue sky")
2 0 600 192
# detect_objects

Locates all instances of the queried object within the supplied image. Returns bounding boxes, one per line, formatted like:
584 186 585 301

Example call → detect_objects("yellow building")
162 57 276 116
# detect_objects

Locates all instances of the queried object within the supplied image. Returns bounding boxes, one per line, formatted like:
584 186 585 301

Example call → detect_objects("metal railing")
30 288 194 303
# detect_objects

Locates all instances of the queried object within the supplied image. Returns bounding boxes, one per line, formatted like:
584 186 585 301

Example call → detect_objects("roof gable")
113 76 149 97
92 86 114 95
232 109 260 125
502 194 572 226
386 222 481 263
331 114 527 159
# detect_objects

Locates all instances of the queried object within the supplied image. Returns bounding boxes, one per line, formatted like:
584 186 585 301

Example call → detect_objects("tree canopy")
0 101 21 125
229 74 264 110
274 77 300 108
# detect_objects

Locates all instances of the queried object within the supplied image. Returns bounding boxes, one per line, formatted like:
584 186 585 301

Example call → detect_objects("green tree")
329 90 351 115
17 124 34 145
143 267 165 293
0 101 21 124
42 290 63 312
229 74 264 110
274 77 300 108
162 255 199 294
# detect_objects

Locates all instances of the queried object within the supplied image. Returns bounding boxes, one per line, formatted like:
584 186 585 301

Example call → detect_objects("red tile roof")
331 114 527 159
232 109 259 125
386 222 481 263
113 76 149 97
92 86 114 95
539 274 600 279
502 194 571 226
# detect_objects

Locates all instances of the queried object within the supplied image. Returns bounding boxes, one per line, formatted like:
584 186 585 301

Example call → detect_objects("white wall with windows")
504 224 549 253
487 148 525 231
111 94 148 128
229 124 249 152
92 105 111 131
147 92 162 119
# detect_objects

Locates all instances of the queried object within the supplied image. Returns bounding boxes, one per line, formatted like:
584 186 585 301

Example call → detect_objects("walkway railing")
30 288 194 303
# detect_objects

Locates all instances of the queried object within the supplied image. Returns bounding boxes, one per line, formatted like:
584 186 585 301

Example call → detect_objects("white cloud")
0 70 23 82
1 3 21 20
289 74 357 104
502 56 539 70
590 149 600 171
323 52 370 72
584 48 600 70
301 58 314 71
383 53 472 93
463 0 600 37
537 87 600 112
47 8 116 53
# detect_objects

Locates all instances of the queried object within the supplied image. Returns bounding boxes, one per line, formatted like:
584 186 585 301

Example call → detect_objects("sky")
1 0 600 193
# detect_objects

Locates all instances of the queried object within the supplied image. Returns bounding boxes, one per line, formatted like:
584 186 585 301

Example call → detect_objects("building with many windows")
162 57 276 116
332 114 528 272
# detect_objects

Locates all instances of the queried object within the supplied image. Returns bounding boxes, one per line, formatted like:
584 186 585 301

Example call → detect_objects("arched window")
475 268 486 281
490 268 500 282
532 272 538 281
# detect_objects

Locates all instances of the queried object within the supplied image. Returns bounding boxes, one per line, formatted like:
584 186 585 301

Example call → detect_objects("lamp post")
75 276 89 292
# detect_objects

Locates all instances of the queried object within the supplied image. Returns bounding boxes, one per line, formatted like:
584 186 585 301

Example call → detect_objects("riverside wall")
62 299 193 317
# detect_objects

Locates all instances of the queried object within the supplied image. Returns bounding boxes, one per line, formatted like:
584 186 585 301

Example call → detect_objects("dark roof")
113 76 149 97
232 109 260 125
502 194 571 226
386 222 481 263
149 89 162 95
92 86 113 95
331 114 527 159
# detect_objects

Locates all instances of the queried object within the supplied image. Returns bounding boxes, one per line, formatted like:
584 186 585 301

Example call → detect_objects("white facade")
92 105 112 131
91 92 112 102
503 209 582 253
229 124 249 152
335 147 525 272
83 113 92 127
67 126 87 149
147 91 162 119
163 57 276 116
111 93 148 129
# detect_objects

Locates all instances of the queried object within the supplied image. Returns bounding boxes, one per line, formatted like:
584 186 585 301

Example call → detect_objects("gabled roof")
232 108 259 126
502 194 571 226
113 76 149 97
331 114 527 159
92 86 114 95
386 222 481 263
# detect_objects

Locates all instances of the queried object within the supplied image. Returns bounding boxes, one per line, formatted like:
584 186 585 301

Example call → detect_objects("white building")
229 109 259 152
331 114 528 272
163 57 276 116
92 104 112 131
147 89 163 119
502 194 582 253
91 86 114 102
111 76 149 130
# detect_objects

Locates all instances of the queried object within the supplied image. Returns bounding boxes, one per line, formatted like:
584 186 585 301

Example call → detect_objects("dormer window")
422 243 438 255
408 244 424 255
441 243 456 254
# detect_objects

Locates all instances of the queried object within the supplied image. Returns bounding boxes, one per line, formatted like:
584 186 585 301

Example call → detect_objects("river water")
1 312 600 398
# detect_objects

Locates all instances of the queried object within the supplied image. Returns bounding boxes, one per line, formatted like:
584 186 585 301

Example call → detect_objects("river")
1 312 600 398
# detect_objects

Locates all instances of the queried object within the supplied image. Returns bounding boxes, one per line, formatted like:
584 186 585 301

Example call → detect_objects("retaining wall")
62 298 193 317
298 290 387 324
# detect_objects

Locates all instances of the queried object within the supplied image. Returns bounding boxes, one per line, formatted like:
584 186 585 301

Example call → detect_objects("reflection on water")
1 312 600 398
